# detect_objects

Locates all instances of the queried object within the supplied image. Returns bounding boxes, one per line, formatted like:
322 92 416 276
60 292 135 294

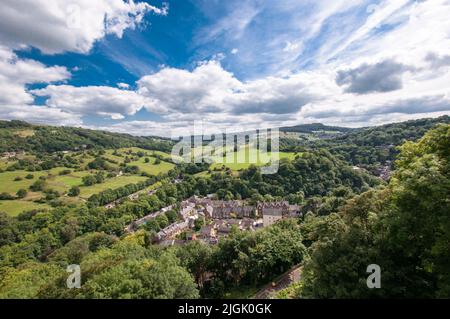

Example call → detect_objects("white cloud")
32 85 153 120
0 46 70 105
195 2 260 45
137 61 241 114
117 82 130 89
324 0 411 62
0 104 82 126
0 0 167 127
283 41 302 53
231 48 239 54
136 61 323 117
0 0 167 54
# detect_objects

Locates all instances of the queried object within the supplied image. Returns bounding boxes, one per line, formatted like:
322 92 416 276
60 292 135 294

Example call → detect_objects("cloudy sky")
0 0 450 136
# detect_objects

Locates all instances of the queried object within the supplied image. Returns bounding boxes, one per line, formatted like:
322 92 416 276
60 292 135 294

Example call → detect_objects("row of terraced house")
125 195 302 244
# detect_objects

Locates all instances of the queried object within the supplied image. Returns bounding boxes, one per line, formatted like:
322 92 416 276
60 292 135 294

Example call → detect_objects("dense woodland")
0 121 173 154
282 116 450 167
0 118 448 298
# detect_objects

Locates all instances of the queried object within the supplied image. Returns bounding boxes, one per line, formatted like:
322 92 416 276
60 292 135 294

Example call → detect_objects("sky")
0 0 450 137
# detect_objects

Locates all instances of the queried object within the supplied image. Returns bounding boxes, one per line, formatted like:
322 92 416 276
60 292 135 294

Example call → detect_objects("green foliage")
298 124 450 298
207 220 306 297
0 192 14 200
68 186 80 197
174 241 213 289
0 121 174 154
41 242 199 299
165 210 178 224
29 179 46 192
16 189 27 199
155 214 169 229
0 119 448 299
194 217 205 231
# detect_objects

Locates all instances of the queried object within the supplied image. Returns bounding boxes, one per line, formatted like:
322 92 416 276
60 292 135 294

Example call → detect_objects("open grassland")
117 147 152 155
0 200 49 216
117 147 177 160
150 150 174 159
12 129 35 138
46 170 91 193
194 171 211 178
72 153 96 169
0 170 48 194
105 148 178 165
103 150 126 163
210 146 300 171
79 175 148 198
0 159 13 170
0 168 94 195
128 157 175 175
104 148 176 175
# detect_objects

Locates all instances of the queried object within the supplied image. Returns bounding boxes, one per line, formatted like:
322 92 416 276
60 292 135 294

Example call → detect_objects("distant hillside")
314 115 450 166
330 116 450 147
1 115 449 156
0 121 173 153
280 123 354 133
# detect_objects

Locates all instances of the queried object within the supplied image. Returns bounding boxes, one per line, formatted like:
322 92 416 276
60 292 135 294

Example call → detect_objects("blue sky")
0 0 450 136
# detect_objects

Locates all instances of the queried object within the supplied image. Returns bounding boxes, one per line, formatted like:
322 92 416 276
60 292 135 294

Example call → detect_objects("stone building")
257 202 300 227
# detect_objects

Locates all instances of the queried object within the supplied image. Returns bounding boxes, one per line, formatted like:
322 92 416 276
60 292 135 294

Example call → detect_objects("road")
253 265 302 299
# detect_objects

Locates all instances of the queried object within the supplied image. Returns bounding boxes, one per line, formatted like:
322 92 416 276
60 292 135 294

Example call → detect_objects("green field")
72 153 96 169
0 168 94 195
117 147 152 155
46 170 91 193
117 147 176 160
103 150 126 163
0 160 13 170
0 170 48 194
128 157 175 175
210 146 299 171
104 148 175 175
150 150 174 159
79 175 148 198
0 200 49 216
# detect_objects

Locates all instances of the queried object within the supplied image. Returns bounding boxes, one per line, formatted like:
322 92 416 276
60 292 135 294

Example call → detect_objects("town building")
257 202 301 227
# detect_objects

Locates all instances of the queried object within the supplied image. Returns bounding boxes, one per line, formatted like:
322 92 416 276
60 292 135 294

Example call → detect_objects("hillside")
0 121 174 154
281 116 450 168
280 123 354 134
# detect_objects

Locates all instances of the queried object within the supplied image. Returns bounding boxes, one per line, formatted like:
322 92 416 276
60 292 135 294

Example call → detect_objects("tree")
82 175 97 186
16 189 27 199
0 263 64 298
68 186 80 197
144 219 161 233
155 214 169 229
208 219 306 292
165 210 178 224
0 192 14 200
194 217 205 231
175 241 213 288
298 124 450 298
29 179 46 191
